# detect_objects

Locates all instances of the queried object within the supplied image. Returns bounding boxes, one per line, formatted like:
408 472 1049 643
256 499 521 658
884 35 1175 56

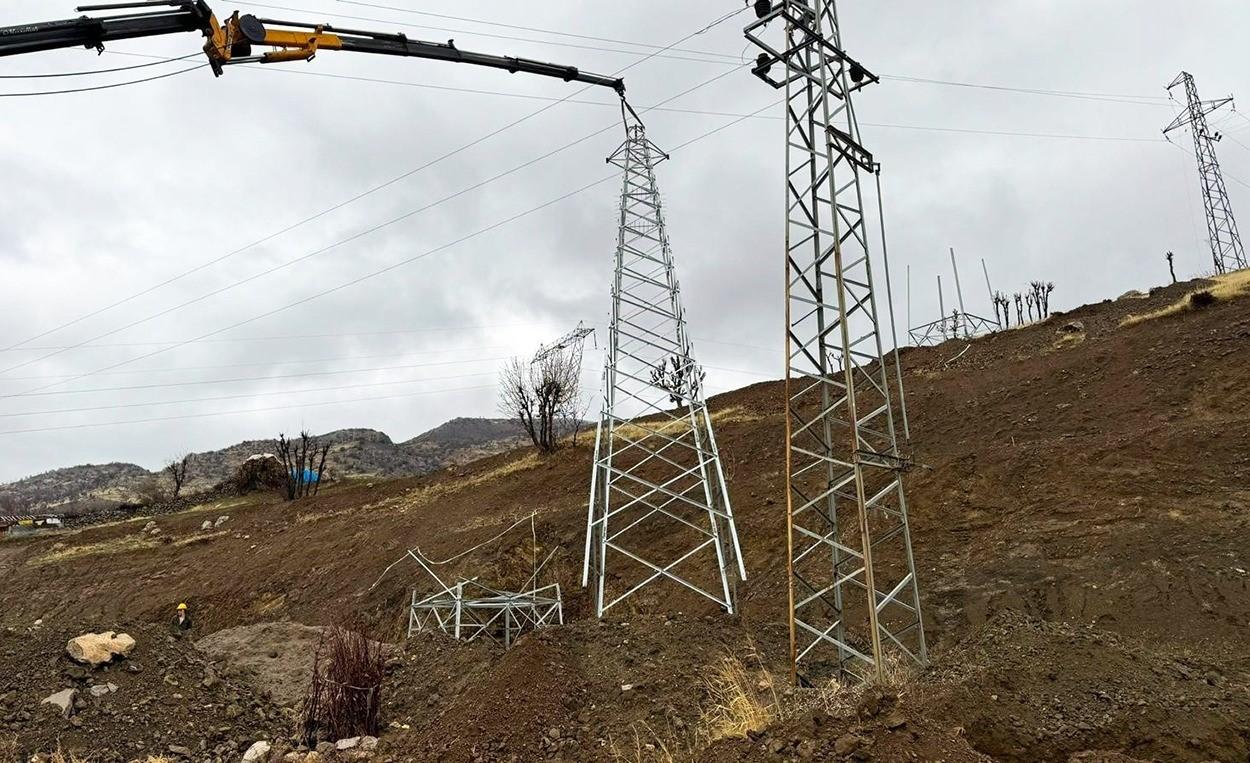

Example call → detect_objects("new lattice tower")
744 0 927 684
582 104 745 618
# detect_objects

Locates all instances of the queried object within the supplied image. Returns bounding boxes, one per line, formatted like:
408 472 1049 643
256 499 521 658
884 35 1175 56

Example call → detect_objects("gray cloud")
0 0 1246 481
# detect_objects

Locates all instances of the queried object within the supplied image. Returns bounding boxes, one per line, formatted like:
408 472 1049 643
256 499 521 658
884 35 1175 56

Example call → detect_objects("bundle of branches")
276 430 330 500
649 350 705 408
300 620 385 745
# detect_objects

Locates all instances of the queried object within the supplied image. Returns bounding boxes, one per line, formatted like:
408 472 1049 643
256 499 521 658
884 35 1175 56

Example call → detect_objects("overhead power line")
0 345 512 381
246 2 739 65
0 356 509 398
0 64 207 98
0 62 744 382
0 356 776 424
334 0 744 60
6 97 776 416
0 53 200 79
0 383 498 436
880 74 1170 106
0 5 746 358
0 370 503 418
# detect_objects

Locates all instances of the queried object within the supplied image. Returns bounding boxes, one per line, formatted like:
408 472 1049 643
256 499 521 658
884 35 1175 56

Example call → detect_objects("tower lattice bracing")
582 105 746 617
1165 71 1246 274
744 1 926 684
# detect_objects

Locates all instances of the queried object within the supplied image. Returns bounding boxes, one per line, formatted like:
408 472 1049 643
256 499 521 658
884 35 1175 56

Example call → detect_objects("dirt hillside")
1 276 1248 761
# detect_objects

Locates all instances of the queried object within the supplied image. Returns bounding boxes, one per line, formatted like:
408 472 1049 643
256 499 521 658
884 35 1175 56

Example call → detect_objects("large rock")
242 741 271 763
41 688 77 718
234 454 285 494
66 631 136 666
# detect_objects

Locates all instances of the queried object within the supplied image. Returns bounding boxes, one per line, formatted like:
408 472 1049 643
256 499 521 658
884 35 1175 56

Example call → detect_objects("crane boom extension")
0 2 214 58
0 1 625 93
223 15 624 91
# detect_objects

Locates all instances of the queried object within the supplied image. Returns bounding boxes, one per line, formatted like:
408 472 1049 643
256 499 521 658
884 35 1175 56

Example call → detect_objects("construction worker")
170 602 193 638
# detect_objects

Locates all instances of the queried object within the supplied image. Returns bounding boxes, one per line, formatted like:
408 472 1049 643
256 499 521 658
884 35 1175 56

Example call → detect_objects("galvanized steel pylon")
1164 71 1246 275
582 100 746 617
744 0 927 684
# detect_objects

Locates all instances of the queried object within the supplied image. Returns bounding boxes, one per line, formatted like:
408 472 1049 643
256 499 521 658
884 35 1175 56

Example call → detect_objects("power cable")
244 2 738 66
0 63 207 97
0 345 512 381
0 371 501 418
0 383 498 436
0 53 200 79
0 323 541 353
880 74 1170 106
334 0 743 61
0 62 744 381
0 6 746 357
0 356 510 399
3 99 777 428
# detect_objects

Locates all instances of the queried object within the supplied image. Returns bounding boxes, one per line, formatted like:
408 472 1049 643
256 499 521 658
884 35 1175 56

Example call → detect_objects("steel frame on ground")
582 101 745 618
744 0 926 684
408 580 563 649
908 311 999 347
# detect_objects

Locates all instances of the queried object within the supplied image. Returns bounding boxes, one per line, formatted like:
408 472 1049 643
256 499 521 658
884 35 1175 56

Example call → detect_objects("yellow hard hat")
177 602 188 610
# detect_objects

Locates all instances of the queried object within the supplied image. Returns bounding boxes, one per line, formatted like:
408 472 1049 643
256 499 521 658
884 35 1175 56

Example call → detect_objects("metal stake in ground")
1164 72 1246 275
744 0 927 685
582 98 746 617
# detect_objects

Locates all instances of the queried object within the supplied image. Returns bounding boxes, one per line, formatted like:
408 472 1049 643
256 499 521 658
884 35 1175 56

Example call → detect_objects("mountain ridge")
0 417 527 516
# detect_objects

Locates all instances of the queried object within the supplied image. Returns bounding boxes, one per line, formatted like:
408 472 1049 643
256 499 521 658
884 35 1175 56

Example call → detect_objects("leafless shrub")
276 431 329 501
300 620 385 745
498 349 582 453
164 453 191 499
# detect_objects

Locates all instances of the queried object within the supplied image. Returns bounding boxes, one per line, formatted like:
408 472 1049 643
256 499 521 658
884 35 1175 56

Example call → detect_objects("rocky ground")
1 276 1248 761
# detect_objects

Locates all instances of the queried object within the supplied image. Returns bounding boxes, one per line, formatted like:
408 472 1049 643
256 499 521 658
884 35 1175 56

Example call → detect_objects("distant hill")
0 417 529 516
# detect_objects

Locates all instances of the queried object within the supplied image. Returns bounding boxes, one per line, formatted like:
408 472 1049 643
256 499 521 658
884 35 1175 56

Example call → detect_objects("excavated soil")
0 623 286 761
1 278 1249 761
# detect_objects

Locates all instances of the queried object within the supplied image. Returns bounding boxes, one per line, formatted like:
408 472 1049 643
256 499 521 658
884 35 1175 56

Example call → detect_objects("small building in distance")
0 514 63 538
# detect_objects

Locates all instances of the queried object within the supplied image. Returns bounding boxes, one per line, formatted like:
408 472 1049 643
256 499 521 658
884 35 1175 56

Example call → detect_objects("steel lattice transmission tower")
582 103 746 617
744 1 926 684
1165 71 1246 275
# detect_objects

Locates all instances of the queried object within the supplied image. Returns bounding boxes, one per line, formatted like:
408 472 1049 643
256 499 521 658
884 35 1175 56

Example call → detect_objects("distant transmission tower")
745 1 926 684
532 321 594 365
582 102 745 617
1164 71 1246 274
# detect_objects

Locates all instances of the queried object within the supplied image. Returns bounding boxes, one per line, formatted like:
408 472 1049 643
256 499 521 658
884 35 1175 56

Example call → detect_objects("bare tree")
164 453 191 499
1025 292 1036 322
1043 281 1055 316
1014 292 1024 325
276 431 330 500
649 350 705 408
498 348 582 454
993 291 1011 328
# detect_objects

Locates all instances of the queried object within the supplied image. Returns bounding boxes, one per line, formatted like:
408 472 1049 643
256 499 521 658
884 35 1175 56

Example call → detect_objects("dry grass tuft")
699 655 778 743
0 734 18 763
1121 269 1250 327
608 721 694 763
41 745 93 763
28 528 228 566
300 453 544 524
28 534 157 566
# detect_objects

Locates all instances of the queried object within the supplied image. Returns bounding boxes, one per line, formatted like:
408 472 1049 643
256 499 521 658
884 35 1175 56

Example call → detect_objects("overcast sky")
0 0 1246 482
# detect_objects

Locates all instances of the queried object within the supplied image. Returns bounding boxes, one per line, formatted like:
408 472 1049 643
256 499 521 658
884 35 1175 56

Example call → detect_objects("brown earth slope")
1 278 1248 761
